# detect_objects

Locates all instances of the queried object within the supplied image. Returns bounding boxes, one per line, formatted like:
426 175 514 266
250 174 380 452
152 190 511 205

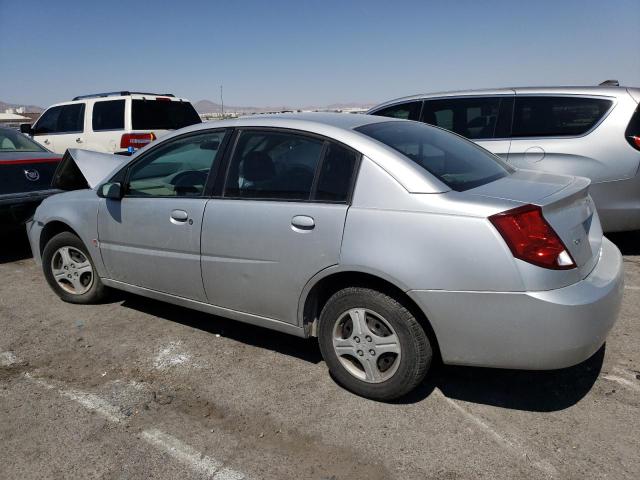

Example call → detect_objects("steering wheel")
170 170 209 196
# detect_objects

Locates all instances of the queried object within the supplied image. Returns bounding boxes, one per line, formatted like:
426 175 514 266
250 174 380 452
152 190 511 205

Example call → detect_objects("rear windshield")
131 100 201 130
356 121 513 191
0 129 47 152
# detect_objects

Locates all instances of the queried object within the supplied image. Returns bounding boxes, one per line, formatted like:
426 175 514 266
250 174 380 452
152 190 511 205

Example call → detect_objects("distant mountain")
194 99 374 114
0 100 43 113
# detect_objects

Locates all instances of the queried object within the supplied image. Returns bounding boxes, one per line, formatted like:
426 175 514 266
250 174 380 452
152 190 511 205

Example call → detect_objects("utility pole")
220 84 224 118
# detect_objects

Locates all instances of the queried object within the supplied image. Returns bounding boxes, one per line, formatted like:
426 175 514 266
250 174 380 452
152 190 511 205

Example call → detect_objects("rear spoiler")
52 149 129 190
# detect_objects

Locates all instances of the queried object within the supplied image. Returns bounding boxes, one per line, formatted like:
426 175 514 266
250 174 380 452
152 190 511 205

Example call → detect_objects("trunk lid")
469 169 601 274
0 152 62 195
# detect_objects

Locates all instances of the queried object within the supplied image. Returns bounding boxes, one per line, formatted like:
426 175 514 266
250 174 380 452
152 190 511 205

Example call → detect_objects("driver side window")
126 131 226 197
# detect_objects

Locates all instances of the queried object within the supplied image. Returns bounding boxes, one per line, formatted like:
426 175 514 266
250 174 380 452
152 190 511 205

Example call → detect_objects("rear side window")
356 121 513 192
314 143 358 202
422 97 503 139
33 104 85 134
372 101 421 121
512 96 612 137
92 100 125 131
132 100 201 130
224 130 324 200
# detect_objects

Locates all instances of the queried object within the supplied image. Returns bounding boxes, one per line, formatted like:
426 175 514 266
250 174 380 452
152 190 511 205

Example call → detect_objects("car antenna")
599 80 620 86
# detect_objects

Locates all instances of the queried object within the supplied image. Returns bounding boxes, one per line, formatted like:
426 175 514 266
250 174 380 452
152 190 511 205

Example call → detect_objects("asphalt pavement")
1 228 639 479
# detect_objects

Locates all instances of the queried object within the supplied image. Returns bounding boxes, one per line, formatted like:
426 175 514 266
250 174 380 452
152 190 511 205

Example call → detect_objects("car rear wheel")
42 232 107 304
318 287 432 401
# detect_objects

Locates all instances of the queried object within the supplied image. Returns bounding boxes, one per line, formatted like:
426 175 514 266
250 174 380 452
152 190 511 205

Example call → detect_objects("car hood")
52 149 129 190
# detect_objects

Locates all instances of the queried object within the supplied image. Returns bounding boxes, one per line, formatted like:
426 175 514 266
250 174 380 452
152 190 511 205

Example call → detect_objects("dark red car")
0 127 61 225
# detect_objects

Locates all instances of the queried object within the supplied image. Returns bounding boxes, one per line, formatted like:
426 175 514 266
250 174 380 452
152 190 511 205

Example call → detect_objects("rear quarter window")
132 100 201 130
356 121 513 192
512 96 612 137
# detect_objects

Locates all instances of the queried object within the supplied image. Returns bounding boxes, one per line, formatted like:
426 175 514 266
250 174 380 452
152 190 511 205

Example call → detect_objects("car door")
30 105 62 152
97 129 229 301
201 129 359 324
89 99 126 152
49 103 87 154
421 96 513 160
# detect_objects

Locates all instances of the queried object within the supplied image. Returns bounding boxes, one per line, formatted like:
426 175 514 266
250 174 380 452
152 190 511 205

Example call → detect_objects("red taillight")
489 204 576 270
628 135 640 151
120 133 156 149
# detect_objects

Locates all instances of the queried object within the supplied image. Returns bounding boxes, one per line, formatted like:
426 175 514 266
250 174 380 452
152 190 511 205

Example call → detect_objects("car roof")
370 86 638 111
132 112 450 194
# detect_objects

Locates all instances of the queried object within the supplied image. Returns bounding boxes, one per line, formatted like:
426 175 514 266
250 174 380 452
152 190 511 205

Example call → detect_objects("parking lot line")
24 373 249 480
433 389 558 477
624 285 640 291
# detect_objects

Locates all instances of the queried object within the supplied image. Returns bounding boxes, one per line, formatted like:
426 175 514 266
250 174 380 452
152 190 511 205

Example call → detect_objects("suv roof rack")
599 80 620 87
72 91 176 101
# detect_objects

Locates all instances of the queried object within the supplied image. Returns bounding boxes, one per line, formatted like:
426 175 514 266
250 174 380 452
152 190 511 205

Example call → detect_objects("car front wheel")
42 231 107 304
318 287 432 401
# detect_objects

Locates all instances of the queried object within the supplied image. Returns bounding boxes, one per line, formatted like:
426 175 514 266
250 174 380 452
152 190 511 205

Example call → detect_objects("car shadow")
606 230 640 256
119 293 323 364
119 291 604 411
0 228 33 264
395 346 605 411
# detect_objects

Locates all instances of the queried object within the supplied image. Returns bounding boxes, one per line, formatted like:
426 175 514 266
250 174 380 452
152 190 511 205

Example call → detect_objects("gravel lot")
1 228 639 480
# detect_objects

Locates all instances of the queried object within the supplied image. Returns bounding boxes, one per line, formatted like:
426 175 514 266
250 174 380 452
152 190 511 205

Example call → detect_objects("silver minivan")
369 85 640 232
28 113 623 400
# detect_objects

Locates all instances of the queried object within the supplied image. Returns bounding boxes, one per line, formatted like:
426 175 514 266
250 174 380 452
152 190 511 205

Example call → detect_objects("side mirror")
98 182 123 200
20 123 33 135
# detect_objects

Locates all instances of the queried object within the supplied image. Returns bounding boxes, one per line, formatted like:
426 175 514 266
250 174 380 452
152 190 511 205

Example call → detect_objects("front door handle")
43 139 50 145
170 209 189 224
76 137 83 143
291 215 315 231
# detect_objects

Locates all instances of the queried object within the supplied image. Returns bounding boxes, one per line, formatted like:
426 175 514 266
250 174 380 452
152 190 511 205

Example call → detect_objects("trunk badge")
24 169 40 181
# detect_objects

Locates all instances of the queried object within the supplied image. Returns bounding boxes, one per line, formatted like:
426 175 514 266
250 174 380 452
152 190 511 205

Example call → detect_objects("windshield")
356 121 513 191
0 128 47 152
132 100 201 130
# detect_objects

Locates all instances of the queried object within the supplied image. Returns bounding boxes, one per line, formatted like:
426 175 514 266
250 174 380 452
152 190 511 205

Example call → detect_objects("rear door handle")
291 215 315 231
43 139 50 145
170 209 189 224
75 137 83 143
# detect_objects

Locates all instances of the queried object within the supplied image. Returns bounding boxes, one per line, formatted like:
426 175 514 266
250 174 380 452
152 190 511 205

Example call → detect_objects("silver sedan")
27 113 624 400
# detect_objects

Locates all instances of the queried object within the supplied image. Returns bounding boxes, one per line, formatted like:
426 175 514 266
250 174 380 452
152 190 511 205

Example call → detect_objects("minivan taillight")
120 133 156 149
489 204 576 270
626 106 640 151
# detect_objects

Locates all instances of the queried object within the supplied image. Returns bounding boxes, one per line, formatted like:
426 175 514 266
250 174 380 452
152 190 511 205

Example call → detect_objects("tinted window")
512 96 612 137
0 129 46 152
422 97 502 139
314 143 358 202
225 130 324 200
33 106 62 134
372 101 421 121
92 100 125 131
127 131 225 197
356 121 513 192
33 104 85 134
57 104 85 133
132 100 201 130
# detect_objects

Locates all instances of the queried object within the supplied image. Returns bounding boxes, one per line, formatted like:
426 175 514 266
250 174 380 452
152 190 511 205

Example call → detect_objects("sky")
1 0 639 108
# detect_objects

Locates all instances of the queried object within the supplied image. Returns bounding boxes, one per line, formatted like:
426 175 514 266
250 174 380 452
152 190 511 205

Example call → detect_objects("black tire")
42 231 108 304
318 287 432 401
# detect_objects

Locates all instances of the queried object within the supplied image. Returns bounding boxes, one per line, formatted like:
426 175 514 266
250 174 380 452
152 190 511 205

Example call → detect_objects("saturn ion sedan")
27 113 624 400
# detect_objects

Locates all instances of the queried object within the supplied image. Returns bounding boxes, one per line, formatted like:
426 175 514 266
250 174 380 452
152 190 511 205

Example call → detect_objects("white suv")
21 91 201 155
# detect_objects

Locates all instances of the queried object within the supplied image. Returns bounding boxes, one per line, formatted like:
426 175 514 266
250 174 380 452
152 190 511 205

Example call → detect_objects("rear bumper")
0 190 60 225
408 238 624 370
